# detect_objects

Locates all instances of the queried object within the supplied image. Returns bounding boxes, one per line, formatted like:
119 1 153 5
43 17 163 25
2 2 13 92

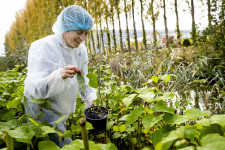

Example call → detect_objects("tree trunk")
96 26 102 59
124 0 131 52
111 14 117 53
191 0 196 44
163 0 169 48
131 0 139 52
106 16 111 53
150 0 157 50
117 10 124 52
174 0 181 42
90 30 96 54
140 0 147 50
207 0 212 29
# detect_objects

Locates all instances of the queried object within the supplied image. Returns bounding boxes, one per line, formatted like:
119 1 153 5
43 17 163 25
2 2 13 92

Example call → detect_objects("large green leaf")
184 125 197 141
199 124 223 140
0 109 16 121
40 126 56 136
6 97 21 109
38 141 61 150
7 126 35 144
197 134 225 150
152 101 175 114
142 114 154 130
123 94 136 107
86 73 98 88
184 108 210 120
209 114 225 126
159 75 170 84
29 99 46 104
127 107 145 124
55 115 69 125
138 91 155 103
155 126 185 150
94 143 118 150
77 74 86 94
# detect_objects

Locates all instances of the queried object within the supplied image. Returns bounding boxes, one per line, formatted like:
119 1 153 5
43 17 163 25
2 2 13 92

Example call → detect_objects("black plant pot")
84 106 109 135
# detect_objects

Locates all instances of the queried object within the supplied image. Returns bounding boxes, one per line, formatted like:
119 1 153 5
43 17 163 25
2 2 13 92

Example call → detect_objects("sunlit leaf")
38 141 60 150
86 73 98 88
138 91 155 103
77 74 86 94
127 107 145 125
152 101 175 114
197 134 225 150
55 115 69 125
152 76 159 83
123 94 136 107
29 99 46 104
142 114 154 130
7 126 35 144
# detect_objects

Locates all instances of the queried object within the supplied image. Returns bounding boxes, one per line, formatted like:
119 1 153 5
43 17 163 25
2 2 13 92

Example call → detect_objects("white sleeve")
78 46 97 108
24 41 67 99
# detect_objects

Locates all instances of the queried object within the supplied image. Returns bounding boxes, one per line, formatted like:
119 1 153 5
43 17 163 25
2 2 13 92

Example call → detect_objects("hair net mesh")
52 5 94 33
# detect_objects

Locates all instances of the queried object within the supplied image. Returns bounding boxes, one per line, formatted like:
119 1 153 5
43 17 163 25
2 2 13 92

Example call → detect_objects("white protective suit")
24 33 97 123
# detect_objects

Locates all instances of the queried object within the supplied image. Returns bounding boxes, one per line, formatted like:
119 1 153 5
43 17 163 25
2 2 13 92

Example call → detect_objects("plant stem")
80 119 89 150
39 107 45 125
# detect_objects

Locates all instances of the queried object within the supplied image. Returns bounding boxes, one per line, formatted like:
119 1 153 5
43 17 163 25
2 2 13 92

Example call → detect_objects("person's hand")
91 103 97 107
60 64 82 79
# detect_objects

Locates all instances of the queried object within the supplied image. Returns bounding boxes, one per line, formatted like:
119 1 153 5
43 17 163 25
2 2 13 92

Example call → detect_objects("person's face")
63 30 89 48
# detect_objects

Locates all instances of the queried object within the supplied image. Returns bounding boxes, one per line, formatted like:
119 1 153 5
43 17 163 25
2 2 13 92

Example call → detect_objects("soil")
85 106 108 119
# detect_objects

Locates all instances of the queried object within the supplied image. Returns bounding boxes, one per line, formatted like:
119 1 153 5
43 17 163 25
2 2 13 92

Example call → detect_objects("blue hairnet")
52 5 94 33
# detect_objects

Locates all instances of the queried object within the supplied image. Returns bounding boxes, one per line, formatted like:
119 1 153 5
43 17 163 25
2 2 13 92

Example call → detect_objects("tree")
162 0 169 48
115 0 124 52
124 0 131 52
147 0 160 50
139 0 147 50
186 0 197 44
131 0 139 51
174 0 181 43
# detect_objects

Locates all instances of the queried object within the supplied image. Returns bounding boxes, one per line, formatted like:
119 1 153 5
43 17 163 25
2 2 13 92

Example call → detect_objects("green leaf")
199 124 223 140
138 91 155 103
0 109 16 121
16 86 24 97
7 126 35 144
38 141 61 150
119 125 126 133
95 143 118 150
152 130 164 147
86 73 98 88
77 74 86 94
184 125 197 141
127 107 145 125
29 99 46 104
107 121 115 130
197 134 225 150
6 97 21 109
41 126 56 136
209 114 225 126
152 76 159 83
113 126 119 132
123 94 136 107
155 126 185 150
1 132 14 150
142 114 154 130
159 75 170 84
28 118 42 127
55 115 69 125
162 92 175 100
152 101 175 114
184 108 210 120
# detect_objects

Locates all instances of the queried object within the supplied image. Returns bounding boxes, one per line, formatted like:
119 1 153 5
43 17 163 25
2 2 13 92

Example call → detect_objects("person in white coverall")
23 5 97 147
